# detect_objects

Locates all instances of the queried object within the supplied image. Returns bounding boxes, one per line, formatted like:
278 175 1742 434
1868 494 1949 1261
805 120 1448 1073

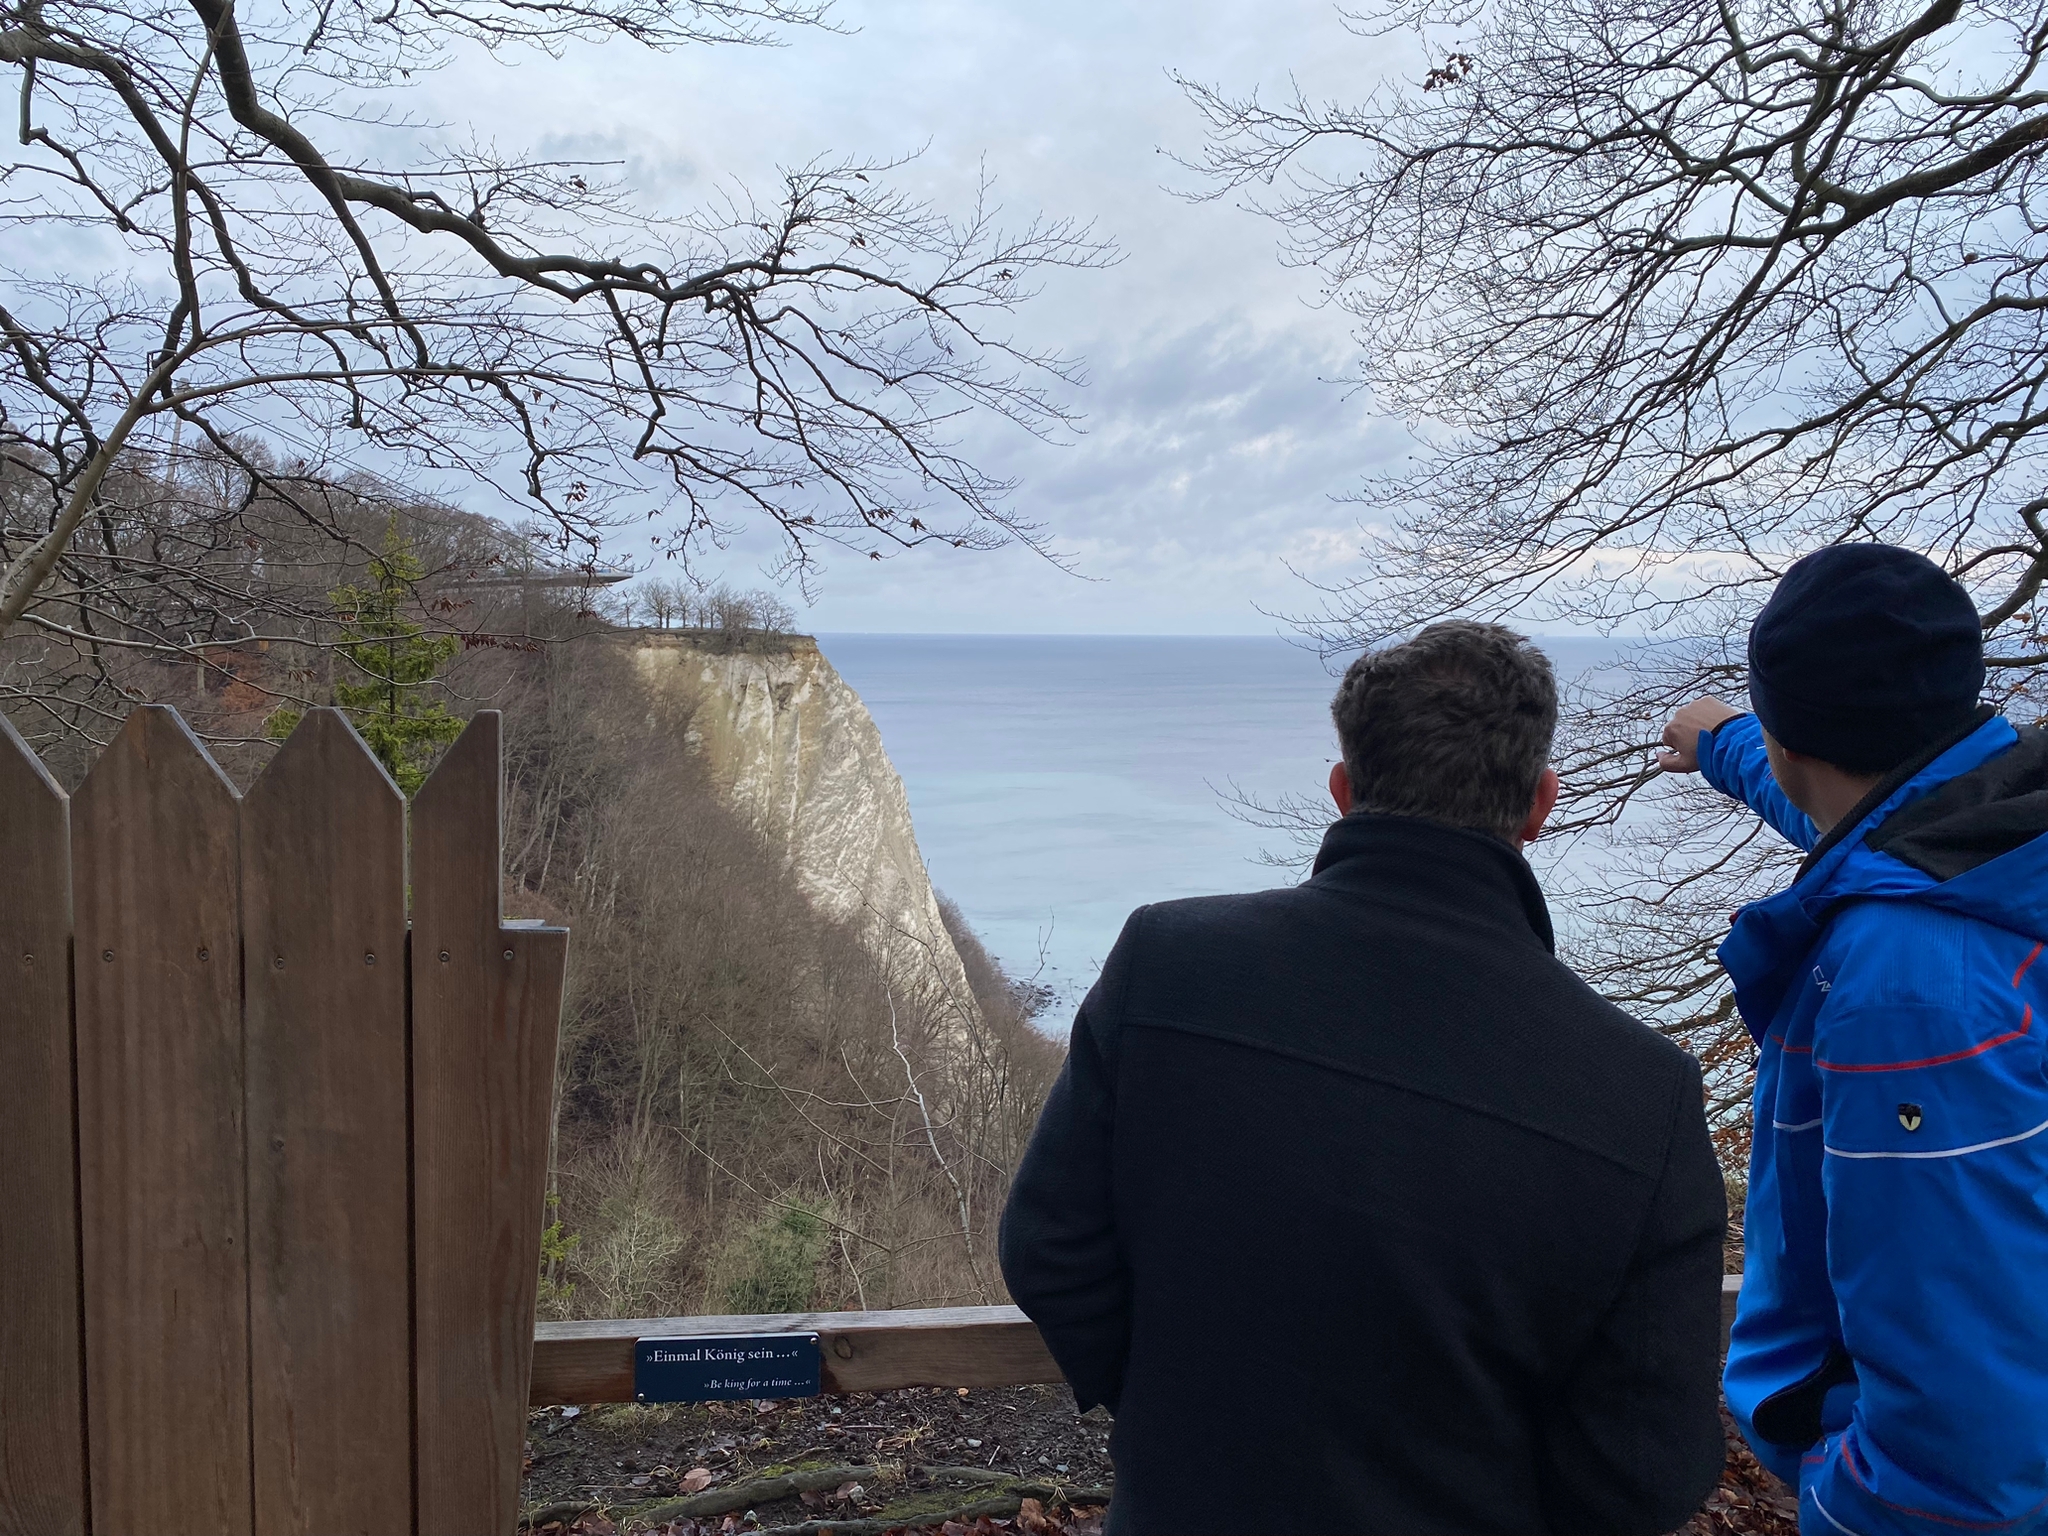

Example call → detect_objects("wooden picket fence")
0 706 566 1536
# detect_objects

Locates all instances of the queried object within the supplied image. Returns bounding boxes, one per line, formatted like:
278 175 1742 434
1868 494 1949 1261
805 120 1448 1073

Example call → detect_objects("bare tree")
0 0 1105 747
695 581 797 634
1182 0 2048 1160
637 577 691 630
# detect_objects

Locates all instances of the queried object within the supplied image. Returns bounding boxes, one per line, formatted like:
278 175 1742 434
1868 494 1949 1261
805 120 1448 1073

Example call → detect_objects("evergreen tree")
269 524 464 794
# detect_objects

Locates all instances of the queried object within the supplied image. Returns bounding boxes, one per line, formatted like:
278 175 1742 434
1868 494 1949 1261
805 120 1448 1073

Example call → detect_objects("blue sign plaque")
634 1332 822 1403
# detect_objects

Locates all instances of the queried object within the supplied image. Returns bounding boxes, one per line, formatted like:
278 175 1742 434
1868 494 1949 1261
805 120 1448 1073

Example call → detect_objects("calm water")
819 634 1625 1013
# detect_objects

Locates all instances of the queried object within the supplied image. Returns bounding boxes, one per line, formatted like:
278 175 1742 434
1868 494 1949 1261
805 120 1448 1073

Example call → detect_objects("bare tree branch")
1185 0 2048 1161
0 0 1108 745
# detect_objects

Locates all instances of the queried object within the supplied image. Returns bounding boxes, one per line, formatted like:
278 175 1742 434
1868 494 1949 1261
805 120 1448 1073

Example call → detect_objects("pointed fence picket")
243 709 412 1535
0 706 566 1536
73 707 250 1535
413 714 568 1536
0 716 87 1536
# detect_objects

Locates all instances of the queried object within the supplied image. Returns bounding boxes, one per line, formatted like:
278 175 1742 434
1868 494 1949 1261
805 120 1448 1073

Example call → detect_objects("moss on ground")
876 1481 1023 1523
587 1402 689 1435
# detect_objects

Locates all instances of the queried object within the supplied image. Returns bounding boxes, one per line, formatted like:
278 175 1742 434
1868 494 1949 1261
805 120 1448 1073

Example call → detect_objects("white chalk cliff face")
626 632 977 1028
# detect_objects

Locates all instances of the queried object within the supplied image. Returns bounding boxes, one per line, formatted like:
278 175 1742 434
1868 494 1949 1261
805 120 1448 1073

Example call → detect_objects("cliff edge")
624 630 978 1029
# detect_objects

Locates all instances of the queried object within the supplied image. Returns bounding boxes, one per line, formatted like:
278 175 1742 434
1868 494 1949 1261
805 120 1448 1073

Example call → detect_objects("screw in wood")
364 952 376 965
20 952 32 967
273 955 285 970
197 946 209 961
439 949 451 963
101 949 113 962
503 948 515 961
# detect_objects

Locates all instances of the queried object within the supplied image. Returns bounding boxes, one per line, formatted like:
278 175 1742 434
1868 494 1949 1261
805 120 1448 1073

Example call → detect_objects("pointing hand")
1656 697 1743 774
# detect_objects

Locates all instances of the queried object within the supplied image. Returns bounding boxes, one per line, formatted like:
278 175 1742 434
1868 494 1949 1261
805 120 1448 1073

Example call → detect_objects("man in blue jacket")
1659 543 2048 1536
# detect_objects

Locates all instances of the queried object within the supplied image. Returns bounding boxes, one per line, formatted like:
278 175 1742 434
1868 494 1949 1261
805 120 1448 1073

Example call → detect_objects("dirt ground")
520 1385 1797 1536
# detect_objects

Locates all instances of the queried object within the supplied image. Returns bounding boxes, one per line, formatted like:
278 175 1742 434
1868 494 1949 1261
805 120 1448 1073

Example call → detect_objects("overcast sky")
450 0 1418 633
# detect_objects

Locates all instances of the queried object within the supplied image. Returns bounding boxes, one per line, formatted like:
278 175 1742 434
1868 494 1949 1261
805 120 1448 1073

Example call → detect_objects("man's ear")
1328 761 1354 816
1517 766 1561 846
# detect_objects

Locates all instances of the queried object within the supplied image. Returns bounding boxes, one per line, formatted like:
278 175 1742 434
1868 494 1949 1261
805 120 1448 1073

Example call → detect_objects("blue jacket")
1703 710 2048 1536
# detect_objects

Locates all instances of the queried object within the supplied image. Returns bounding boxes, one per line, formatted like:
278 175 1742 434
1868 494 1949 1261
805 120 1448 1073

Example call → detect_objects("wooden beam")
531 1306 1061 1405
533 1276 1750 1407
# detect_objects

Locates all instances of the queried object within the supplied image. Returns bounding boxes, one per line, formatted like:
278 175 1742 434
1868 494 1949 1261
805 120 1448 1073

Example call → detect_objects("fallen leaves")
523 1389 1786 1536
531 1516 613 1536
930 1509 1104 1536
797 1476 876 1515
1672 1412 1800 1536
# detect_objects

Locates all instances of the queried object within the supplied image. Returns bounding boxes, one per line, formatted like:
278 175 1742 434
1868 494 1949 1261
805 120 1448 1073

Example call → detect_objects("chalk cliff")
624 631 977 1026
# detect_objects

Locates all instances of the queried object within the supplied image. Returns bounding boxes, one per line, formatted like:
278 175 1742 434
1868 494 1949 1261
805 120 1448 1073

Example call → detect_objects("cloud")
440 0 1407 631
691 316 1401 631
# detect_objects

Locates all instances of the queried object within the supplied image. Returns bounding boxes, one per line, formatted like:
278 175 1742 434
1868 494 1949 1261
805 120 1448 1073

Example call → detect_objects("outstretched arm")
1659 700 1817 852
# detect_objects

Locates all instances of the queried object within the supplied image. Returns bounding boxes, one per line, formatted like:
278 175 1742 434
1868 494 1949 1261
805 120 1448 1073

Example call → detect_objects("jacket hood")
1864 722 2048 894
1720 711 2048 1040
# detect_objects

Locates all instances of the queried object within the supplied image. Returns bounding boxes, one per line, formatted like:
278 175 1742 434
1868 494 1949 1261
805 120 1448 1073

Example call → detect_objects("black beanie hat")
1748 545 1984 774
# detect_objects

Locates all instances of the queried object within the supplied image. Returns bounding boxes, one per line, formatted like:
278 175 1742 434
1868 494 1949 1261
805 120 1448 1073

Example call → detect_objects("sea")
818 634 1629 1017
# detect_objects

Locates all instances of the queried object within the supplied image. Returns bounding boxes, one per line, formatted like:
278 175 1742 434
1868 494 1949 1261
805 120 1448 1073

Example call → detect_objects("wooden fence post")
0 717 87 1536
72 707 250 1536
243 711 413 1535
412 713 568 1536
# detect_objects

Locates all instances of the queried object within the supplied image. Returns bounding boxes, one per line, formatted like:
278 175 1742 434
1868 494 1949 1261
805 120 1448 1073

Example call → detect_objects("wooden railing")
528 1275 1748 1405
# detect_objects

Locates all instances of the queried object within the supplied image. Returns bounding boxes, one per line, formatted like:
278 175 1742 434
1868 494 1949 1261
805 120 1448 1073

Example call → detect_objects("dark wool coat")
999 812 1726 1536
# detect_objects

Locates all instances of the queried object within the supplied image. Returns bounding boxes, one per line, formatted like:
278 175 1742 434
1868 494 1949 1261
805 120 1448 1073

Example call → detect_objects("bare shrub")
717 1204 832 1316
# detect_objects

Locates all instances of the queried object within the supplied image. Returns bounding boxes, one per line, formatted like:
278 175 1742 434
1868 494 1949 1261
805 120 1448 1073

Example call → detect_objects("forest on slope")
0 452 1061 1319
495 632 1063 1319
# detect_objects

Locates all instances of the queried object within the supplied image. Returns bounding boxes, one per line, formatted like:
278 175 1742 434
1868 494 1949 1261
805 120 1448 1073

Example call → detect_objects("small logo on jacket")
1898 1103 1924 1132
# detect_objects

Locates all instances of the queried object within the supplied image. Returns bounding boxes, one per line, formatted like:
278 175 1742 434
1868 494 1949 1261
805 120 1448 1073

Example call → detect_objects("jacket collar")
1792 705 1997 882
1720 711 2020 1043
1310 811 1556 955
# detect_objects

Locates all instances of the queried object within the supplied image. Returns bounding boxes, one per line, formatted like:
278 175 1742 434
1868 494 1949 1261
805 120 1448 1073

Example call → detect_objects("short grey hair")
1330 621 1558 842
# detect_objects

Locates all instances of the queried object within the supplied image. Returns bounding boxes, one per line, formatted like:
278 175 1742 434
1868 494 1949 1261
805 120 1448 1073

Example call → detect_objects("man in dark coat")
999 621 1726 1536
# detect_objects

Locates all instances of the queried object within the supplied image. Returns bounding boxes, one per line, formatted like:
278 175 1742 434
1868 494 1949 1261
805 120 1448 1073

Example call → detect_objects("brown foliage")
492 632 1061 1318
